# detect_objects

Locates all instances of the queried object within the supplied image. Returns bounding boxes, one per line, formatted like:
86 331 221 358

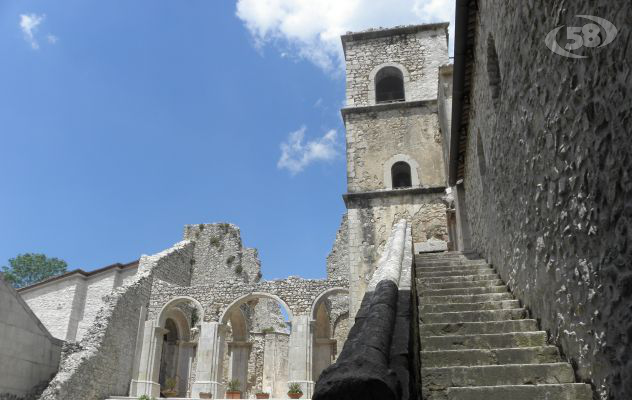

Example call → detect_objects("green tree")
1 253 67 288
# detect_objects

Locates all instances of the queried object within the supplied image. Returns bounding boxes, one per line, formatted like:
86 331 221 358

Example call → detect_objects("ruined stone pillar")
288 315 314 397
129 319 167 397
262 332 290 398
228 341 251 395
191 322 226 399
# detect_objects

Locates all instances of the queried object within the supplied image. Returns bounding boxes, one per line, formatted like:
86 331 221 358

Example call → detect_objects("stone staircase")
416 251 593 400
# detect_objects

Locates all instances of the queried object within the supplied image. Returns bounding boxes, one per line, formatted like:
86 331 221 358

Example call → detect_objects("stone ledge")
343 186 445 207
342 23 450 44
341 99 438 117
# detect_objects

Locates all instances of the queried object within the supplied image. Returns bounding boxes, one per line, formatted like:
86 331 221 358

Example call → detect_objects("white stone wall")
343 25 449 107
0 277 62 398
20 277 84 341
20 266 140 342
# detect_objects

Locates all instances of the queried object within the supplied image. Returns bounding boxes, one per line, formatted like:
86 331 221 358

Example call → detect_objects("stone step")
416 260 489 268
422 331 548 351
420 279 505 290
419 274 500 284
420 286 508 297
415 251 479 259
420 300 520 313
421 308 528 323
421 346 561 367
418 268 497 277
446 384 594 400
421 292 514 304
420 320 539 336
416 265 494 274
421 363 576 397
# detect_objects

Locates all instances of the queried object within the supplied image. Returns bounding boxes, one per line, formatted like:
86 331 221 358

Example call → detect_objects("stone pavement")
416 252 593 400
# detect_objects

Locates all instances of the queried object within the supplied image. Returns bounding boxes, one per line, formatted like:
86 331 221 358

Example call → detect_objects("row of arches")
132 289 349 399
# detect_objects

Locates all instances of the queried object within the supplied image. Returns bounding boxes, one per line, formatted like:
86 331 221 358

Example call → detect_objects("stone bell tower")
341 23 451 317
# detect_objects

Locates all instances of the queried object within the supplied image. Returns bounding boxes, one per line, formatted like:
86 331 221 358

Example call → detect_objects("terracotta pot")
225 391 241 399
199 392 213 399
288 392 303 399
161 389 178 398
255 394 270 399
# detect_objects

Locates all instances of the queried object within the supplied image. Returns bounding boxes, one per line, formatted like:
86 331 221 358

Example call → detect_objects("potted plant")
287 382 303 399
225 379 241 399
199 391 213 399
161 377 178 398
255 391 270 399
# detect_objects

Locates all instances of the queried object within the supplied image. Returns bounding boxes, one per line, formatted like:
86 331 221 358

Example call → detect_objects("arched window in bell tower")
391 161 412 189
375 66 405 103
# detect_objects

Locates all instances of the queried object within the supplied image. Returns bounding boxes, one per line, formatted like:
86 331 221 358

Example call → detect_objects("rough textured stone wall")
344 25 449 107
344 103 445 192
39 241 194 400
461 1 632 399
326 213 349 281
0 276 62 399
184 223 261 285
148 276 349 322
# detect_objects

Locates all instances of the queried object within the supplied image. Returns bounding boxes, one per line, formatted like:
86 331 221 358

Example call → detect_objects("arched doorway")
129 297 203 398
219 293 294 398
158 318 180 392
310 288 349 381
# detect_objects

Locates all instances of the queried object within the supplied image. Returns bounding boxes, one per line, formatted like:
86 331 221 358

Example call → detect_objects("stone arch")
145 297 202 397
310 287 348 382
383 154 421 189
219 292 294 325
310 287 349 321
368 62 411 105
158 296 205 328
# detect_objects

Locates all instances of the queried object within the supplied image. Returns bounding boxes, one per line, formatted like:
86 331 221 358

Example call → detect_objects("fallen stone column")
313 220 415 400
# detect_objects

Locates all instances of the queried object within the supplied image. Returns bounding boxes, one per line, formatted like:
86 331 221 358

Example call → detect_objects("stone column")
313 338 336 381
191 322 226 399
177 341 195 396
130 319 168 397
228 341 252 395
262 332 290 398
288 315 314 398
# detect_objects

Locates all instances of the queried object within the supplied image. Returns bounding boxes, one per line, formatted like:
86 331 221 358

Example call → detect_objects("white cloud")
236 0 455 74
20 13 45 49
47 34 58 44
277 126 339 174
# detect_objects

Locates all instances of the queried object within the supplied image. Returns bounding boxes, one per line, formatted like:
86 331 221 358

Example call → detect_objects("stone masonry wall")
184 223 261 284
344 104 445 193
461 1 632 399
346 191 446 316
344 25 449 107
147 276 348 323
326 213 349 281
39 241 194 400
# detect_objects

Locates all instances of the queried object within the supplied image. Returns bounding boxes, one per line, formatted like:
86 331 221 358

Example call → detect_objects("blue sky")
0 0 454 279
